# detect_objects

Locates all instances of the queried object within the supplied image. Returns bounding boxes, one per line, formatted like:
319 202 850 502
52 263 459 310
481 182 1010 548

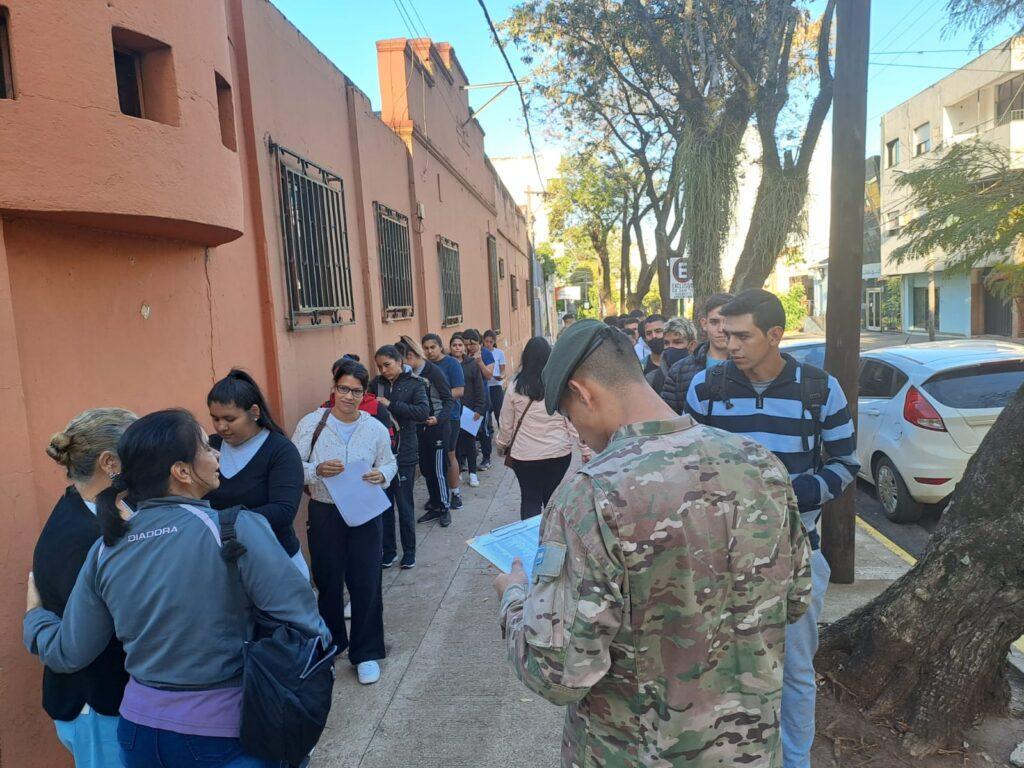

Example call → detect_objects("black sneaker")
439 509 452 527
400 553 416 569
450 493 463 510
418 508 442 523
382 555 397 569
479 460 493 471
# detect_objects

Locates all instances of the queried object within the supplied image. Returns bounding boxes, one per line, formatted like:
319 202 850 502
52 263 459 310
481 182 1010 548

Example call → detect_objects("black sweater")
32 487 129 720
416 359 455 423
459 357 488 416
206 430 304 556
371 371 430 466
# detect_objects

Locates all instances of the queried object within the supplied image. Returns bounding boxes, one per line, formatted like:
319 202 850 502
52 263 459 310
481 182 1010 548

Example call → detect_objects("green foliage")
882 277 903 331
892 141 1024 294
779 283 808 332
944 0 1024 47
535 242 558 280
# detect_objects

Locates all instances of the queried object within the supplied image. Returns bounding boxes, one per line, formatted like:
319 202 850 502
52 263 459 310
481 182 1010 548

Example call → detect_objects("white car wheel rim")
877 466 898 515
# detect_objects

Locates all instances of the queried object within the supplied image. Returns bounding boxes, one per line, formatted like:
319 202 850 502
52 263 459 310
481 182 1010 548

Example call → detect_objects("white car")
856 340 1024 523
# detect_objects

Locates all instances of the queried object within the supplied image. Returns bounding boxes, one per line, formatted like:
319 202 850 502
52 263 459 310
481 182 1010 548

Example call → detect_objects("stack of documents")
469 515 541 577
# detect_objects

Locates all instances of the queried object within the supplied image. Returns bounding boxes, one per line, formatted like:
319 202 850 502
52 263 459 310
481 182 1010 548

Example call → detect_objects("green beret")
541 320 617 415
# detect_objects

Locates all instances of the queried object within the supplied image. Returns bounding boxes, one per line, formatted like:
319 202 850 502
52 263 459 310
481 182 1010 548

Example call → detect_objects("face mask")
648 338 666 355
663 347 689 367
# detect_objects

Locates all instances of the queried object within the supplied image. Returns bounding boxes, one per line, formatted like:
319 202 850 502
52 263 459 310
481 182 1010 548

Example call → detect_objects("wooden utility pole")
822 0 870 585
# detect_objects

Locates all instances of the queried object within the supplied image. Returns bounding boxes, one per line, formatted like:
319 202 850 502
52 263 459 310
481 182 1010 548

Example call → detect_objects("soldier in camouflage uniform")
494 320 812 767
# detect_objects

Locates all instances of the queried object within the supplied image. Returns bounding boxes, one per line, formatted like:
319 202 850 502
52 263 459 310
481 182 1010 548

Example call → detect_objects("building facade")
0 1 533 763
880 36 1024 338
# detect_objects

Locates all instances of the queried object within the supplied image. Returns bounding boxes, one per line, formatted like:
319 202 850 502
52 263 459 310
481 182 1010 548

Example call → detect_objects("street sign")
669 257 693 299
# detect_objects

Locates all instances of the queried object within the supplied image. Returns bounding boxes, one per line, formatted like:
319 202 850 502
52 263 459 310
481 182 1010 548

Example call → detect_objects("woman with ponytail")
32 408 136 767
206 369 307 577
24 409 329 768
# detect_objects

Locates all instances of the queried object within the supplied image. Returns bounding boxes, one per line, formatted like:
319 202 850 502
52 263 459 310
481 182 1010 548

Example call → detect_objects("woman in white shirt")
292 358 397 686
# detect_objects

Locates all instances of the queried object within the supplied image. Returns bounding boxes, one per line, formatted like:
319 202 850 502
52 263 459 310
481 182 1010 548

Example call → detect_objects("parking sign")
669 257 692 299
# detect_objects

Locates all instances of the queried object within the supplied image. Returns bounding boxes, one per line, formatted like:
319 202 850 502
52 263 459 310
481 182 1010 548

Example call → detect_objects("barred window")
272 142 355 329
487 235 500 332
374 202 414 319
438 236 463 327
511 273 519 310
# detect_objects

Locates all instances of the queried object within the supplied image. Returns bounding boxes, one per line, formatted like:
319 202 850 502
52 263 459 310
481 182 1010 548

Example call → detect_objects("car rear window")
786 344 825 368
922 361 1024 409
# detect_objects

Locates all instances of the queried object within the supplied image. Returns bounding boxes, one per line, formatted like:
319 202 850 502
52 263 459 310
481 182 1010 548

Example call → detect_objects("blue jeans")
54 707 121 767
781 549 830 768
117 718 281 767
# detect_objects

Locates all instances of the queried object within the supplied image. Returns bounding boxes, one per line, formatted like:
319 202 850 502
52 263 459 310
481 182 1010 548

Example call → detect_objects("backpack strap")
217 507 247 563
306 408 331 462
705 363 728 420
799 364 830 471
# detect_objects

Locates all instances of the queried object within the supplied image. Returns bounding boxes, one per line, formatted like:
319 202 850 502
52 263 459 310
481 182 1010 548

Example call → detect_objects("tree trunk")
729 165 810 292
816 384 1024 757
594 241 616 317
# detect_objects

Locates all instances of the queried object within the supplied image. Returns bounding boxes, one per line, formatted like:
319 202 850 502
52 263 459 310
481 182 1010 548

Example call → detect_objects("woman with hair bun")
206 369 307 577
32 408 137 767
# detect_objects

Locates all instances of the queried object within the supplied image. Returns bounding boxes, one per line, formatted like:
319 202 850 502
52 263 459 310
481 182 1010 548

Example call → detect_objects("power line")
475 0 547 194
872 0 935 51
869 60 1015 73
870 9 946 82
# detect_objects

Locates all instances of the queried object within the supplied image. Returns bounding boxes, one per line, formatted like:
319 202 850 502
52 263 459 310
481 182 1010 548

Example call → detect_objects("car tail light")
903 386 947 432
914 477 951 485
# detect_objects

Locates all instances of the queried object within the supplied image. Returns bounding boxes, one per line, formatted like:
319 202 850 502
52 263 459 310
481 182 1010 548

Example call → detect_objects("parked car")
781 338 826 367
856 340 1024 522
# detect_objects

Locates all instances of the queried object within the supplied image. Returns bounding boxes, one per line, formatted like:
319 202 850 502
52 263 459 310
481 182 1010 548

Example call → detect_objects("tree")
945 0 1024 46
547 153 626 316
508 1 835 313
890 139 1024 325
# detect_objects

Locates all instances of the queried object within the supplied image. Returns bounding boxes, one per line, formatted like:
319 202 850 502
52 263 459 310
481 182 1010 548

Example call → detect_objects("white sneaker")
344 602 351 619
357 660 381 685
469 473 480 487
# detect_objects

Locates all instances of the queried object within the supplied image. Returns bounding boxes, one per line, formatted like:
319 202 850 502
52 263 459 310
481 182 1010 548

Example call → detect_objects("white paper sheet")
469 515 541 578
320 460 391 527
460 408 483 437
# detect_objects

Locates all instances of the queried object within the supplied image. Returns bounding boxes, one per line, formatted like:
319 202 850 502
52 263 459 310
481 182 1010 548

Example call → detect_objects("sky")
269 0 1022 163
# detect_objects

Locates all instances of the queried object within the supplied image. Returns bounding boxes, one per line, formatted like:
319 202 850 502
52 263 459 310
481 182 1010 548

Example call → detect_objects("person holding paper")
449 333 487 487
493 320 811 768
292 358 397 686
496 337 588 521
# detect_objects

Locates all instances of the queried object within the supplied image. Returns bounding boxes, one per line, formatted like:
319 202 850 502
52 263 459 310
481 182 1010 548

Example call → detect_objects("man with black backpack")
684 289 859 768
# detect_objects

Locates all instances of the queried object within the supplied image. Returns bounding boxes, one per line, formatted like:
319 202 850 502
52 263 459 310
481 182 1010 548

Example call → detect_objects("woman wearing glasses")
292 358 398 686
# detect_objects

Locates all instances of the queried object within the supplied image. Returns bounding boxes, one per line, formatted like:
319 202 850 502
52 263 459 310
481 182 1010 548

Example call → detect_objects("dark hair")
96 409 205 546
207 369 284 435
422 333 443 348
462 328 482 343
622 316 639 327
483 329 497 341
333 357 369 390
449 332 465 344
629 309 646 319
514 337 551 401
645 313 665 324
375 344 403 362
331 353 361 378
562 313 575 322
396 335 424 359
603 316 621 328
719 289 786 334
702 292 735 318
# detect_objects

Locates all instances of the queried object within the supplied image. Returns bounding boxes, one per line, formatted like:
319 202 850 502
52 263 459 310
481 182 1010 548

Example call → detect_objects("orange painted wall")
0 1 534 763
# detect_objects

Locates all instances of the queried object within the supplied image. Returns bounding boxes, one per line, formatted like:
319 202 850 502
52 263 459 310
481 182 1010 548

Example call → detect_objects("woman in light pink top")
496 337 589 520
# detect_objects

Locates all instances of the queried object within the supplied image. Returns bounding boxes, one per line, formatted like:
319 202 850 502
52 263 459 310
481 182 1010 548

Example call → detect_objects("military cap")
541 319 618 415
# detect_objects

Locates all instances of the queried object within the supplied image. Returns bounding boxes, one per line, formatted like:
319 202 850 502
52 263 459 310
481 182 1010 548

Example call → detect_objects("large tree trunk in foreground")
817 385 1024 756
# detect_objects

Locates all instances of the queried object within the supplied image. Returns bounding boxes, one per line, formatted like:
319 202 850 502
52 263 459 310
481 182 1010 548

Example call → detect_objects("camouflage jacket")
500 415 811 767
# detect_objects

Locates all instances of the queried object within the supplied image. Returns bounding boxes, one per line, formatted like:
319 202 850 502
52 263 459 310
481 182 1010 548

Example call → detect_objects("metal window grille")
511 273 519 310
0 8 13 99
438 236 463 327
272 141 355 329
487 235 501 332
374 202 414 319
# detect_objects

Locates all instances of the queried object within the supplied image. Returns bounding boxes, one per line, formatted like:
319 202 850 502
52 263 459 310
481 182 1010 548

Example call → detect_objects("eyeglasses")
334 385 364 398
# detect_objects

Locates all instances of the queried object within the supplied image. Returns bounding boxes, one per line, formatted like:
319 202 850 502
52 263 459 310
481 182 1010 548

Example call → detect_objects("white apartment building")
880 36 1024 338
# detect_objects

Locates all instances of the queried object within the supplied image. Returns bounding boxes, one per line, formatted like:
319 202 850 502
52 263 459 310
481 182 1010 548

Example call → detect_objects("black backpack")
706 362 830 471
218 508 337 766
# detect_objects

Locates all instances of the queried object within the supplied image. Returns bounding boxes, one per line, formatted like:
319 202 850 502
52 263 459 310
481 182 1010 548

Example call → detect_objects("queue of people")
24 329 513 767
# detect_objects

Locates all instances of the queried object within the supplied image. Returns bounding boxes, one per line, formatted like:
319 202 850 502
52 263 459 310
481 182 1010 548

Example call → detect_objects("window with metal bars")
1 7 13 99
511 273 519 310
487 235 500 332
438 236 463 327
272 141 355 329
374 202 414 319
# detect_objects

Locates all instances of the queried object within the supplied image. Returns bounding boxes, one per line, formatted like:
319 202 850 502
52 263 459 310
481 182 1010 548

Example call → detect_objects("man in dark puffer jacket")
660 293 733 414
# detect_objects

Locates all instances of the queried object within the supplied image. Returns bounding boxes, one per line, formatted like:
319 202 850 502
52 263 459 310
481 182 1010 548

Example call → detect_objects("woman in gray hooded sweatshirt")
24 408 329 768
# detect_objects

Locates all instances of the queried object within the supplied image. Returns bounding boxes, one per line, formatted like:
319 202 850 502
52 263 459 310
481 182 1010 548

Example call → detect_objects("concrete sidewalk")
312 464 915 768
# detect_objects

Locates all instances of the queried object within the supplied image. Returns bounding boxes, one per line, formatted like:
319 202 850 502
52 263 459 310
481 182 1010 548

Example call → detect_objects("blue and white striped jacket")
685 355 859 548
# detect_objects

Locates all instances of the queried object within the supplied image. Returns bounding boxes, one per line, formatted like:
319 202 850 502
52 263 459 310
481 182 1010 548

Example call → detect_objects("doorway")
865 287 882 331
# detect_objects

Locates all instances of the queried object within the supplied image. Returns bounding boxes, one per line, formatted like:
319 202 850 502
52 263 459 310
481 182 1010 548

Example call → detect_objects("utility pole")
822 0 870 585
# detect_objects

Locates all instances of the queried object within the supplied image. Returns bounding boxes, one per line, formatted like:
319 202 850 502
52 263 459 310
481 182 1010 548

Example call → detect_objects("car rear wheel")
874 456 924 524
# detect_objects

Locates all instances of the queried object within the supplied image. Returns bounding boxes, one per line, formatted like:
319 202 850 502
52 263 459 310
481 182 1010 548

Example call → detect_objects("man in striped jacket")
685 289 859 768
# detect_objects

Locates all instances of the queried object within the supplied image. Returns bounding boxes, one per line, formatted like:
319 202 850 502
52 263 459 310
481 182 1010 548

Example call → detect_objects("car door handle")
864 408 880 416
